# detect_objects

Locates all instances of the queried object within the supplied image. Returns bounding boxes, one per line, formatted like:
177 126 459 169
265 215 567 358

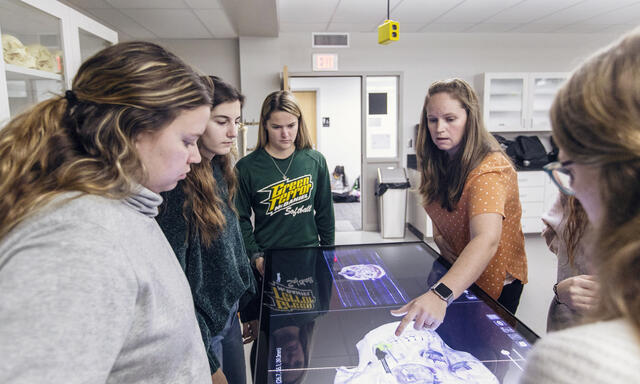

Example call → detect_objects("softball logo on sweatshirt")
259 174 314 216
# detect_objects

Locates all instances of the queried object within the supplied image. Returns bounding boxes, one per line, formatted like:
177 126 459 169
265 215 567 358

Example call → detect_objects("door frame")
291 88 321 148
289 71 404 231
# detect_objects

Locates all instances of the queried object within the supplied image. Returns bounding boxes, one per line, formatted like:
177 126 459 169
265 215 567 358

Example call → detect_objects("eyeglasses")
543 160 575 195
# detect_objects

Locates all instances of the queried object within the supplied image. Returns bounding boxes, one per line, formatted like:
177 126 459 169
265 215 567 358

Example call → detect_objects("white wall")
289 77 361 187
151 39 241 88
238 36 281 149
238 31 623 161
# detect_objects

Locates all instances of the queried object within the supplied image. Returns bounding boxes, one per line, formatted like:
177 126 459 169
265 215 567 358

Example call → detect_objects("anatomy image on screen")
323 249 408 308
338 264 386 280
334 321 499 384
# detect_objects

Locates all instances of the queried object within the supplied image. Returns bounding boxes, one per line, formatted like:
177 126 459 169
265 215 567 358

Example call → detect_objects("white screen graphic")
335 321 498 384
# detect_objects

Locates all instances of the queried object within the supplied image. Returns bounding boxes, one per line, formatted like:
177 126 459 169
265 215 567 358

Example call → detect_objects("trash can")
375 167 410 238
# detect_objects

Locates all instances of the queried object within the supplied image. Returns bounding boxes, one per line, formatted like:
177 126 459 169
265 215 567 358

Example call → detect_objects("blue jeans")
209 302 246 384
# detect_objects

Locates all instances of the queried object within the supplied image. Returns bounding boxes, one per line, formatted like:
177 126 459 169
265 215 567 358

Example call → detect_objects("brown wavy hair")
560 194 589 266
181 76 245 245
0 41 211 240
256 90 313 151
550 28 640 332
416 79 504 211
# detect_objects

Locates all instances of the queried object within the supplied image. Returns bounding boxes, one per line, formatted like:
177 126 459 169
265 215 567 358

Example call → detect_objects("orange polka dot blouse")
425 152 528 299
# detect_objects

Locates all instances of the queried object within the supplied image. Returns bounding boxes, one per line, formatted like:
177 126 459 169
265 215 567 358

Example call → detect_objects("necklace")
268 151 296 181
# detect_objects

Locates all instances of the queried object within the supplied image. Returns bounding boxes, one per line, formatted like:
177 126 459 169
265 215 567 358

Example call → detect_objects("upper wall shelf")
5 63 62 81
1 0 118 124
476 72 569 133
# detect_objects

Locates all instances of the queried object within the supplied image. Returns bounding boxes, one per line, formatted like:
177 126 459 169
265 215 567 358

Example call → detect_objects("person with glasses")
157 76 258 384
541 193 598 331
521 28 640 383
392 79 527 336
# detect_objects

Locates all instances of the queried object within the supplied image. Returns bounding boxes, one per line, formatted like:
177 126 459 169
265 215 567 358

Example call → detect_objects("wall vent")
312 33 349 48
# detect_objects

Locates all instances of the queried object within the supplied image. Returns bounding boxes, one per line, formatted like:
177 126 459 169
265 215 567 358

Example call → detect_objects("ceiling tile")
580 2 640 24
126 9 211 38
419 23 475 33
532 0 637 25
508 23 563 33
554 22 611 33
88 8 157 38
435 0 523 24
280 23 329 33
466 23 520 33
486 0 582 24
106 0 186 9
184 0 223 8
64 0 113 9
392 0 465 24
331 0 392 23
599 24 638 34
327 22 378 33
278 0 339 23
396 23 426 33
194 9 236 38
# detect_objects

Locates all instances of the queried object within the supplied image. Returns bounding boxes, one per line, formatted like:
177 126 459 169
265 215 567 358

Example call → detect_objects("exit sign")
312 53 338 71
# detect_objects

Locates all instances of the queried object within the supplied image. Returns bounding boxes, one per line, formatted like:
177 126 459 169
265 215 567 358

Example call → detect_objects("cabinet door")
517 171 546 233
527 73 569 131
79 28 112 63
483 73 527 132
0 0 65 122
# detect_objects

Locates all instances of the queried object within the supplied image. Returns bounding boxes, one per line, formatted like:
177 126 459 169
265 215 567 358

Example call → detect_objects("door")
362 75 402 231
290 77 362 231
292 90 317 147
527 73 568 131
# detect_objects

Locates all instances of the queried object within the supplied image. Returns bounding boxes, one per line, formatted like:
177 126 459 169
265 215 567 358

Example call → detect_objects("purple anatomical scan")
323 249 408 308
338 264 386 280
334 321 499 384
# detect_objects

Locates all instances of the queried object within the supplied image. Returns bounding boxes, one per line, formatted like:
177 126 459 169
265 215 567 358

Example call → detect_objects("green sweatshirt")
235 148 335 255
157 161 257 374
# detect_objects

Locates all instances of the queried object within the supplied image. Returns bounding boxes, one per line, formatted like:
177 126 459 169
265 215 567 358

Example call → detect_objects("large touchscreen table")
254 242 538 384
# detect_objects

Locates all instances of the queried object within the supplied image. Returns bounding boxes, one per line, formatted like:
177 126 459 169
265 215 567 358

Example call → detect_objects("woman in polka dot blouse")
392 79 527 336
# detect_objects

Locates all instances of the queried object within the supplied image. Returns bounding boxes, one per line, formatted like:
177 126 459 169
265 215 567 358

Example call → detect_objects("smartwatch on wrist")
430 282 454 306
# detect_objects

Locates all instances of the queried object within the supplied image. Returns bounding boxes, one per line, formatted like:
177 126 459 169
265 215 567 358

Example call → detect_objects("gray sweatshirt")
0 188 210 384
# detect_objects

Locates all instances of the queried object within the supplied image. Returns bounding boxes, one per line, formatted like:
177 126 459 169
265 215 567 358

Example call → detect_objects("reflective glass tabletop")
254 241 538 384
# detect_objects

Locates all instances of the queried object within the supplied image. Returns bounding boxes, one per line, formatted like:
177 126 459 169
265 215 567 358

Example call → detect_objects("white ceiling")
62 0 236 39
62 0 640 40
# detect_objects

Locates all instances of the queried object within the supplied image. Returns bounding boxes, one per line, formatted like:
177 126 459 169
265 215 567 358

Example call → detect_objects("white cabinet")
406 168 558 236
407 188 434 239
406 168 433 240
478 72 569 132
518 170 559 233
0 0 117 125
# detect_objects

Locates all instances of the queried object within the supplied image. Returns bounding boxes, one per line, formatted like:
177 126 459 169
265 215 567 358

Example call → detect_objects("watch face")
434 283 453 298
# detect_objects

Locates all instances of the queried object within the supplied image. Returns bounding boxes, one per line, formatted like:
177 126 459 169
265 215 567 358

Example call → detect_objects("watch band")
430 282 454 305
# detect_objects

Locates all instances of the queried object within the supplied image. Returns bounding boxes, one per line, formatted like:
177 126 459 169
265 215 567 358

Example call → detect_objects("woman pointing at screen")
392 79 527 336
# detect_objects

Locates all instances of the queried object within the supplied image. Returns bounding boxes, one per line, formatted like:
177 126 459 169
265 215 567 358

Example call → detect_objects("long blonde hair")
182 76 245 245
256 90 313 150
416 79 503 211
550 28 640 332
0 41 211 240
